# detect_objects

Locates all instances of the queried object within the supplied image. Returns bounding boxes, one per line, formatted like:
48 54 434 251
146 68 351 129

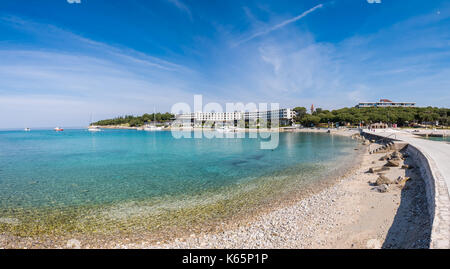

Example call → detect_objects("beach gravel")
118 141 431 249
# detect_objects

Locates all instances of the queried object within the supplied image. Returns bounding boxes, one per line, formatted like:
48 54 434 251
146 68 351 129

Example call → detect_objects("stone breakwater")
361 130 450 249
404 144 450 248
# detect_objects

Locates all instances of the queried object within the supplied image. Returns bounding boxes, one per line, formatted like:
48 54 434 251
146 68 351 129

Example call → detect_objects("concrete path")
364 129 450 195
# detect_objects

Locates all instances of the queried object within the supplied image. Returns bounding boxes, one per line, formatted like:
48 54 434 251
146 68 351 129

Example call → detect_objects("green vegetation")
93 106 450 128
93 113 174 127
292 106 450 127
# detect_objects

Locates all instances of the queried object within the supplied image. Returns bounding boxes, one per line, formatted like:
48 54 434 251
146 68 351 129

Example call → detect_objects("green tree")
301 115 321 126
293 107 307 123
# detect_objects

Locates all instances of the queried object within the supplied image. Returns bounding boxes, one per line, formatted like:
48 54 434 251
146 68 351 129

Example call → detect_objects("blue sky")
0 0 449 128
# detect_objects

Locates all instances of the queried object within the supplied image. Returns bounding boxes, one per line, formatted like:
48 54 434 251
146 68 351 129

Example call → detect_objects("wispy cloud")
234 4 324 46
0 48 197 127
166 0 192 20
200 4 450 109
0 16 199 128
1 2 450 128
0 15 189 73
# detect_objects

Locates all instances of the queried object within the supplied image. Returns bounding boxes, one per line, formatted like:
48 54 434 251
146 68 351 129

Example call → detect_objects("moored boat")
143 125 163 131
143 108 163 131
88 126 102 132
216 126 236 133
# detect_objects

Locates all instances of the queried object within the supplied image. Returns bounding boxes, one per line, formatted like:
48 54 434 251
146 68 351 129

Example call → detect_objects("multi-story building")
176 108 296 126
356 99 415 108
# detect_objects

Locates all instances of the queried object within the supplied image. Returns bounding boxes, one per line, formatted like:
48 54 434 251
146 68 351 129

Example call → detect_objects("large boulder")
376 175 394 185
386 159 400 167
396 176 411 188
374 184 389 193
391 151 403 160
369 166 390 173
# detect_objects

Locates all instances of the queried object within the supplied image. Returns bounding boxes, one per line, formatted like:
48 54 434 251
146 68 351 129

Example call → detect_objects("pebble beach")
117 134 431 249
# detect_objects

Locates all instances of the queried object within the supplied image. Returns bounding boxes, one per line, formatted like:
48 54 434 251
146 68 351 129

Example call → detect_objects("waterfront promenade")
362 129 450 248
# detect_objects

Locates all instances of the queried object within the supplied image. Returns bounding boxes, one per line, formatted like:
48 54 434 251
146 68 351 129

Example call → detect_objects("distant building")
357 99 415 108
369 122 389 129
176 108 296 126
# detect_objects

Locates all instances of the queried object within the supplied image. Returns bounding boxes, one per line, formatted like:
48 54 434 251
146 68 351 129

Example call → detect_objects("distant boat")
24 128 31 132
54 127 64 131
87 114 101 132
88 126 102 132
143 125 163 131
143 108 163 131
216 126 235 133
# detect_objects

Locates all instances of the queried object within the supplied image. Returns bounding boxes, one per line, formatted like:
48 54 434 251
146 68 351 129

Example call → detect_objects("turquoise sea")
420 136 450 142
0 129 362 238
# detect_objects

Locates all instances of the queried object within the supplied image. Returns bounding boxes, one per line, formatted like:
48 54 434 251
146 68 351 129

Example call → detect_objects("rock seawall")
406 144 450 249
362 130 450 249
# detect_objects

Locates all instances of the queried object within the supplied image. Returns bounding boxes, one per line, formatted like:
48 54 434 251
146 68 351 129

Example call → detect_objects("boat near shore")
88 126 102 132
216 126 236 133
143 108 163 131
143 125 163 131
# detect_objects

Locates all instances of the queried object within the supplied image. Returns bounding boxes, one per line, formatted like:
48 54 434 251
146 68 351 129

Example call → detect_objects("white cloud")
234 4 324 46
0 15 188 73
1 4 450 128
0 15 198 128
166 0 192 20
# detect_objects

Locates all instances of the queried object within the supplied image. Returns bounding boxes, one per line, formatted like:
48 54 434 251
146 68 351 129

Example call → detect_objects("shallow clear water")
420 136 450 142
0 129 359 209
0 129 363 237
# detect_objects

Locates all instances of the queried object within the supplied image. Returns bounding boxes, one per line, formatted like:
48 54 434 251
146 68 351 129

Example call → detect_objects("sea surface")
0 129 362 238
420 136 450 142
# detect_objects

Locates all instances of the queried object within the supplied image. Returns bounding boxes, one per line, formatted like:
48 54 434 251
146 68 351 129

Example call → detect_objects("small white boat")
143 125 163 131
54 127 64 131
144 108 163 131
24 128 31 131
216 126 235 133
88 126 102 132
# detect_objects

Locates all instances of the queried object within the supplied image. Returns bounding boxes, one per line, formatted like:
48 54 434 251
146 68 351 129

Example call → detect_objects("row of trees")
93 107 450 128
293 107 450 127
93 113 174 127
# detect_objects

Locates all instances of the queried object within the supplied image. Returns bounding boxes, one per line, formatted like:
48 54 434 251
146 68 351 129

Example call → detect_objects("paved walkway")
364 129 450 195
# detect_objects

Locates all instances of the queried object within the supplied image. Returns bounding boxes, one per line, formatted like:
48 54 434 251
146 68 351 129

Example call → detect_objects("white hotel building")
356 99 416 108
176 108 297 126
